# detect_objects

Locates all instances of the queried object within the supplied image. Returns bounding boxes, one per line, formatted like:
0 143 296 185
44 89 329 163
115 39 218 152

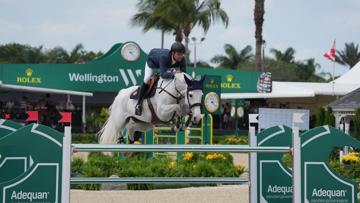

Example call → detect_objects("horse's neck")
152 73 187 106
157 73 187 94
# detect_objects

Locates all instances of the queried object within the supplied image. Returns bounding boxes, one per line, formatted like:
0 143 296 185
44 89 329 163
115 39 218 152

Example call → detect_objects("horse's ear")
200 75 207 83
184 74 192 86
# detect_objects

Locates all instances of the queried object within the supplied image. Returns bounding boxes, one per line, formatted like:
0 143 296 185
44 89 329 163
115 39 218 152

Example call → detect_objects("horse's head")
184 74 206 124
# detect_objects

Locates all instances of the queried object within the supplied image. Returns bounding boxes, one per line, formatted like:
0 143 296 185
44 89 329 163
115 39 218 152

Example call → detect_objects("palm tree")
131 0 229 61
157 0 229 61
254 0 265 72
296 58 320 81
211 44 253 69
131 0 174 48
270 47 296 64
335 42 360 68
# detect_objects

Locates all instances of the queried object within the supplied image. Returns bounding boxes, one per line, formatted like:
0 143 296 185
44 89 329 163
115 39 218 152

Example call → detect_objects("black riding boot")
135 82 148 115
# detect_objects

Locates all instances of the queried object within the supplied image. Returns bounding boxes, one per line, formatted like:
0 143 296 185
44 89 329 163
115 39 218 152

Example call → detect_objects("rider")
135 42 187 115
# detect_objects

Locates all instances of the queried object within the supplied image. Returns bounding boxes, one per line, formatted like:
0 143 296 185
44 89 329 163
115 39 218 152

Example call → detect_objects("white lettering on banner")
312 188 346 199
68 69 142 86
11 190 49 202
267 185 293 195
68 73 119 84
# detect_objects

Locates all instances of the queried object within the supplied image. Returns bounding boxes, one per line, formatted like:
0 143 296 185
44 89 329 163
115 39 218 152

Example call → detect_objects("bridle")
157 77 184 104
157 75 202 119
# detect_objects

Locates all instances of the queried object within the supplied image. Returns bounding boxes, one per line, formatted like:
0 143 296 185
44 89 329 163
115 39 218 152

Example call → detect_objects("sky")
1 0 359 77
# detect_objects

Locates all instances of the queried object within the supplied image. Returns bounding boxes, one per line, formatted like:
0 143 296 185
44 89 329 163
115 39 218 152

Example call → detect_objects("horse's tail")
98 104 118 144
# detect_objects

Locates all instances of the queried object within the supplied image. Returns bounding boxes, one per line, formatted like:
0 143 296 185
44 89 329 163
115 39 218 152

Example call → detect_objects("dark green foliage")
0 43 103 64
324 107 335 127
72 133 98 144
71 151 242 190
353 108 360 140
329 159 360 185
335 42 360 68
211 44 253 69
315 107 325 127
86 108 109 133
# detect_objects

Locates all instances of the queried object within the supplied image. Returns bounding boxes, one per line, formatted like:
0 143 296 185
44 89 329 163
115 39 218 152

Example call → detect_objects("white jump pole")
62 126 72 203
292 126 301 203
249 126 257 203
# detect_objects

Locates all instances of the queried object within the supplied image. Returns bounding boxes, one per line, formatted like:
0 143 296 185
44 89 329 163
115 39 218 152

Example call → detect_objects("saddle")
130 74 160 100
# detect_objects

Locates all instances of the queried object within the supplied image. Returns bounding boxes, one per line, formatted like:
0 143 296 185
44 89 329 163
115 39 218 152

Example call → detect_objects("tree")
46 46 70 63
132 0 229 62
296 58 320 81
265 59 299 81
335 42 360 68
270 47 296 64
130 0 174 48
315 107 325 127
0 43 101 64
324 107 335 127
0 43 45 63
188 60 212 68
254 0 265 72
353 108 360 140
211 44 253 69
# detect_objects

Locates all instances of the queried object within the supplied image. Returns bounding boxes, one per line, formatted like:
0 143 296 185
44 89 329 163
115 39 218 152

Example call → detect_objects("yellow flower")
183 152 193 161
206 153 225 160
341 152 360 164
168 161 177 169
133 141 141 144
235 164 245 173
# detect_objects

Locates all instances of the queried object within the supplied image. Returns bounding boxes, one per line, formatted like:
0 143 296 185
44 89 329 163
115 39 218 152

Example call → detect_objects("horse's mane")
174 72 193 80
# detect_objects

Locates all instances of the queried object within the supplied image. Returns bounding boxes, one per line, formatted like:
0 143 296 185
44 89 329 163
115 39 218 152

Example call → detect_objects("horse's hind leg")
125 119 153 143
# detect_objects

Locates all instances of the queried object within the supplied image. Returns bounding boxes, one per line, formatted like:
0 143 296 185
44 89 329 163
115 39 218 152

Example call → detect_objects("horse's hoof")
118 137 125 144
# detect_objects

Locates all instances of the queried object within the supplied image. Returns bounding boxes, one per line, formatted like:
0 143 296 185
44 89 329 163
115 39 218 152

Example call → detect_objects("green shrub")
86 107 109 132
315 107 325 127
71 151 244 190
217 135 248 145
72 133 98 143
324 107 335 127
353 108 360 141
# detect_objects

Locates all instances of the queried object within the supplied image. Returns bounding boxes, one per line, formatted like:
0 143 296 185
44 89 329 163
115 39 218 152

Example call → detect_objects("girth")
147 98 176 124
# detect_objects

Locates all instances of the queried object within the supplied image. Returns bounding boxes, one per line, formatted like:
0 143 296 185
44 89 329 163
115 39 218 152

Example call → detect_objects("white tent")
221 62 360 99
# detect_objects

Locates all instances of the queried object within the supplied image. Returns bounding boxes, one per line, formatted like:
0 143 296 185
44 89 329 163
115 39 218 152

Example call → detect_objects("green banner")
0 124 65 202
0 42 261 93
300 126 360 202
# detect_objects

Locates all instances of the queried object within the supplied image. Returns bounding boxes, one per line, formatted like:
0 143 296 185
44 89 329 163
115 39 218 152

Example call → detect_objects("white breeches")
143 62 153 83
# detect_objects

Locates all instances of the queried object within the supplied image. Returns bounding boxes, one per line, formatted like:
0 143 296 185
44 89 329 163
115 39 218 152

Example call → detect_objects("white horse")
98 72 205 144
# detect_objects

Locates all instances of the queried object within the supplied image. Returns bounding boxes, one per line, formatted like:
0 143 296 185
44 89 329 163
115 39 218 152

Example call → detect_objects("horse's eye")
189 94 193 98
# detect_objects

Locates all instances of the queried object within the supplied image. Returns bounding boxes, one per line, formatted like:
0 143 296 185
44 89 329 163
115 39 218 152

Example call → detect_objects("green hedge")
72 152 245 190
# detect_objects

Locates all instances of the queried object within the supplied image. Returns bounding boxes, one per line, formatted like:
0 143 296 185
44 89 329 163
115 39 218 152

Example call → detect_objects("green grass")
72 133 98 144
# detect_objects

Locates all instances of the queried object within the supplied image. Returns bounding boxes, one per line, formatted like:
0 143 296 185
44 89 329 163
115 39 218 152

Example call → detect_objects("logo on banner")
16 68 42 84
118 69 142 86
221 74 240 89
68 69 142 86
205 78 219 89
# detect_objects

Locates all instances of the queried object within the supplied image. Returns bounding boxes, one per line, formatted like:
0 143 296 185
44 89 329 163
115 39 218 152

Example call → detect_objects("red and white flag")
323 39 336 61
